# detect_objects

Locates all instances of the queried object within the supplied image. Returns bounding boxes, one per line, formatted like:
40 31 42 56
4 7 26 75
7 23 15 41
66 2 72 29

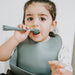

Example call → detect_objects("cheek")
40 25 50 36
25 22 32 28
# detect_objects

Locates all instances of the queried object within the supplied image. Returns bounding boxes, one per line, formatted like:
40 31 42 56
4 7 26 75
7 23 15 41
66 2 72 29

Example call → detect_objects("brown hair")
23 0 57 37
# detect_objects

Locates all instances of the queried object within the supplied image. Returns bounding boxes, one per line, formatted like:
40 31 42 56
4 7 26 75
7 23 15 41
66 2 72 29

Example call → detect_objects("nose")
32 19 40 28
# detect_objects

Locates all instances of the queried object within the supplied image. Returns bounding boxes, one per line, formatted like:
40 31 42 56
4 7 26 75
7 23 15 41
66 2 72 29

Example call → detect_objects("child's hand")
13 24 30 43
48 60 65 75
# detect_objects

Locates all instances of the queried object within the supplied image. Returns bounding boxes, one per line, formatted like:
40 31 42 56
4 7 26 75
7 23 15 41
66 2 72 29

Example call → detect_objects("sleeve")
58 45 73 72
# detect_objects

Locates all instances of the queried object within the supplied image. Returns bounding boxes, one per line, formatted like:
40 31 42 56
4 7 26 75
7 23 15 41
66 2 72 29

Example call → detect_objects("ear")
50 20 57 32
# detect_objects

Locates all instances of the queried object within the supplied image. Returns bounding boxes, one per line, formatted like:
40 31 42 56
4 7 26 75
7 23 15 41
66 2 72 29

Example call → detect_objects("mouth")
33 32 40 35
32 29 40 34
32 32 40 37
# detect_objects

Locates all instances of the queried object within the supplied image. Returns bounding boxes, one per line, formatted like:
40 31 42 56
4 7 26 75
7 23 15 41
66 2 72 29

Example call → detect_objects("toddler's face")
25 2 55 42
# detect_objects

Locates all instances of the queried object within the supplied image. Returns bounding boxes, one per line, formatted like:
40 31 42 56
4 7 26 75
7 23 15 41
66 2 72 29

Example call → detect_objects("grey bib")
9 35 62 75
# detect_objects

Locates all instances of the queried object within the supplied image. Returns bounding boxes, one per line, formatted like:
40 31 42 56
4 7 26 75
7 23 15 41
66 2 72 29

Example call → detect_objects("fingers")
18 24 29 30
56 68 65 73
24 29 30 37
17 24 30 33
18 24 22 28
23 25 29 29
18 24 30 35
48 60 65 68
14 24 30 43
54 68 65 75
48 60 65 75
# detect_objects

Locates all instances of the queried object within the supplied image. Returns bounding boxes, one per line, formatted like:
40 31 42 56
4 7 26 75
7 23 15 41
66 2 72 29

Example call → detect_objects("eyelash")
40 17 46 21
27 17 33 21
27 17 46 21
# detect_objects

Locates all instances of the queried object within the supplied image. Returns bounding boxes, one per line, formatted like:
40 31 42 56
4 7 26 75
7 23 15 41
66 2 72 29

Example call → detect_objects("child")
0 0 73 75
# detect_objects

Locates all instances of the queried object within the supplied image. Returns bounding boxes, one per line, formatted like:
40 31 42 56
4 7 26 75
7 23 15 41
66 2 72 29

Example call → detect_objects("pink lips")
33 32 40 37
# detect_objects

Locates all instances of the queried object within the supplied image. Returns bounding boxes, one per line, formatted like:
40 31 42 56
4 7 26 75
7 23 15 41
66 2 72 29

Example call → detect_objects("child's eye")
27 17 33 21
40 17 46 21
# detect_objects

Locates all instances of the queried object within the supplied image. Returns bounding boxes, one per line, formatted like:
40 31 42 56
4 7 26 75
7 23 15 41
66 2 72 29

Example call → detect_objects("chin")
32 38 41 42
30 37 43 42
29 33 43 42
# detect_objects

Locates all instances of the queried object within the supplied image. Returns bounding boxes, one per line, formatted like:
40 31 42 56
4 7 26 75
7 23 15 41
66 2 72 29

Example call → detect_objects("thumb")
25 30 30 36
48 61 56 71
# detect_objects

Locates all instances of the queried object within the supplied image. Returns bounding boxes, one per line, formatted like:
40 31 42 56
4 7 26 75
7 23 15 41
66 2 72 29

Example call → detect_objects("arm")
48 45 73 75
0 24 30 61
0 36 19 61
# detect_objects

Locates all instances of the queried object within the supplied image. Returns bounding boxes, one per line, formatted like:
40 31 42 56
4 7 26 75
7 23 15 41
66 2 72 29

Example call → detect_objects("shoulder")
50 34 62 46
50 34 62 41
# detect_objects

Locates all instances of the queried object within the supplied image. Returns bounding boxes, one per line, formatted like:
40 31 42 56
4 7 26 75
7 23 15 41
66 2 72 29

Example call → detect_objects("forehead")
25 2 51 16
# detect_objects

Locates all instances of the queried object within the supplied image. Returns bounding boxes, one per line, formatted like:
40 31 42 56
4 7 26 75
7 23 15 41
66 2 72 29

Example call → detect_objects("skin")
48 60 73 75
24 2 57 42
14 2 57 43
25 3 53 42
0 2 73 75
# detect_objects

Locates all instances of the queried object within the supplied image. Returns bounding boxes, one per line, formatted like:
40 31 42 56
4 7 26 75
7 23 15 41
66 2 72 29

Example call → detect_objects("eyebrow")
38 14 48 17
26 14 48 17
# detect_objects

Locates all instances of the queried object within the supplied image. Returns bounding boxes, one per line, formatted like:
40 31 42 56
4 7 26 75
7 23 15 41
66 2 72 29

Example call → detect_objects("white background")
0 0 75 74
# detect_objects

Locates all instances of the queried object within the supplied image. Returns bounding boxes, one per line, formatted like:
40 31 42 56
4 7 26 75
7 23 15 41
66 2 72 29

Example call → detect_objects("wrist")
12 35 20 45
